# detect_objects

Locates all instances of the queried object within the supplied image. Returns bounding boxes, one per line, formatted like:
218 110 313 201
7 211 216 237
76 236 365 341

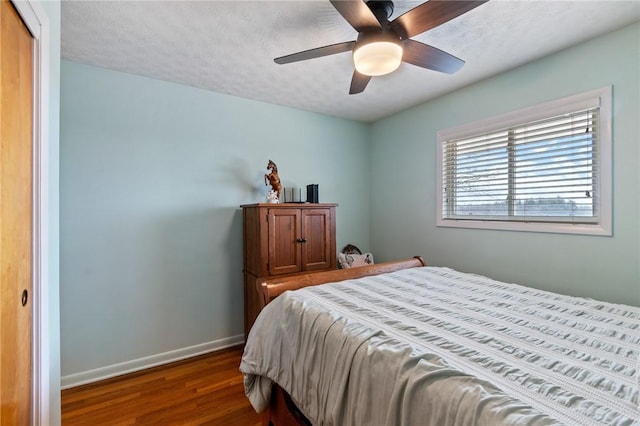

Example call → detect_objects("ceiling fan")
274 0 488 94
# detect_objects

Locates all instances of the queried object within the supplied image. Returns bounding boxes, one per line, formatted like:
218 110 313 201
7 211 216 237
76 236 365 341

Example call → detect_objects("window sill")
436 217 612 236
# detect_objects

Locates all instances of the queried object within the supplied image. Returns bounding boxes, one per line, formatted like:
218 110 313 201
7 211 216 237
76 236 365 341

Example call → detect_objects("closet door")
1 0 34 423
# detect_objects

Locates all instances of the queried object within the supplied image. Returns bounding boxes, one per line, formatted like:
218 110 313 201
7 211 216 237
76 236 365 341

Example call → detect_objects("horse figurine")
264 160 282 201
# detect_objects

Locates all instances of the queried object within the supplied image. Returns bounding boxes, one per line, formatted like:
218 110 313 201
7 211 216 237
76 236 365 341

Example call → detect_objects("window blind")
442 108 599 223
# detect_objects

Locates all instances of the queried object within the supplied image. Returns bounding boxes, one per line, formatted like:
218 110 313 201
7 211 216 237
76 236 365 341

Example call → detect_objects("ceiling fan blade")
402 39 464 74
330 0 382 32
349 70 371 94
391 1 487 39
274 41 356 64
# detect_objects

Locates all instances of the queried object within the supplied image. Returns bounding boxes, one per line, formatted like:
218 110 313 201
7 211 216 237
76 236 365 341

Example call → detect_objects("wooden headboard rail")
256 256 426 309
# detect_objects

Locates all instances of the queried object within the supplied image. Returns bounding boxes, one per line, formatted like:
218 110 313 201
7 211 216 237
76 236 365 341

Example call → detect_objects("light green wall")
371 23 640 306
60 22 640 387
60 61 370 376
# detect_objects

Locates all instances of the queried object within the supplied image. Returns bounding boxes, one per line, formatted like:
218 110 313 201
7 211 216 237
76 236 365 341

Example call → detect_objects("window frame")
436 86 612 236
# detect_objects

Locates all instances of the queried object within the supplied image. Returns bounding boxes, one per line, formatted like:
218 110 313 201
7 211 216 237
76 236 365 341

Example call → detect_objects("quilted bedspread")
240 267 640 425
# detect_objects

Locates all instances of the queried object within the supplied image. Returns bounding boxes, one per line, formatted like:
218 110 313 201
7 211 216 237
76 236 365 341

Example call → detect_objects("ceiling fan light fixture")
274 0 486 94
353 40 403 77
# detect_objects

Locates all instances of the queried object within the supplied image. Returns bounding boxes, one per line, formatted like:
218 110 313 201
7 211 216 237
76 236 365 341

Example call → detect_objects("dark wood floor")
61 345 262 425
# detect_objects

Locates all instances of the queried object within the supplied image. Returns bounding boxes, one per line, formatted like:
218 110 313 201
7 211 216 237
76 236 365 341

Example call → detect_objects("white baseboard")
60 334 244 390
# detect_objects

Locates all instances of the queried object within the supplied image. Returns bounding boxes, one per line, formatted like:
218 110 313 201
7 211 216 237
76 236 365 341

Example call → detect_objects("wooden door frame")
9 1 51 424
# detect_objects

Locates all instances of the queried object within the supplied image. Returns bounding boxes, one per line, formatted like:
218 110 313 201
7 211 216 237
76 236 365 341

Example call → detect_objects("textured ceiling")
61 0 640 123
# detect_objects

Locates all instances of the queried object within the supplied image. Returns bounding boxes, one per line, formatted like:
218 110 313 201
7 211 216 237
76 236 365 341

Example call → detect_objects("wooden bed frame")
254 256 426 426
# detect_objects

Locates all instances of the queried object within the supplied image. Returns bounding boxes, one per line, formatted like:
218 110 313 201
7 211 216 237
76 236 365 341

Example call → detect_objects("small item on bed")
337 244 374 268
338 252 374 268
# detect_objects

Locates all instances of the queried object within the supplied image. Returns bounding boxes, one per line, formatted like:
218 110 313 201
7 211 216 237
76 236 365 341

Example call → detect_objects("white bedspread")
240 266 640 425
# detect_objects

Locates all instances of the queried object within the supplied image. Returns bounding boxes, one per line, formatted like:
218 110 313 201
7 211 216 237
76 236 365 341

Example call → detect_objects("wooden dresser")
241 203 337 338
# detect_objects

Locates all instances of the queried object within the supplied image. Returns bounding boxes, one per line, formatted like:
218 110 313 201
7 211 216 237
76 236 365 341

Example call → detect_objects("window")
437 87 611 236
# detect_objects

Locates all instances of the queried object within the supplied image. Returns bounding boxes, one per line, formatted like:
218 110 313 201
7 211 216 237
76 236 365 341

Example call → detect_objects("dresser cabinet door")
268 208 302 275
301 209 333 271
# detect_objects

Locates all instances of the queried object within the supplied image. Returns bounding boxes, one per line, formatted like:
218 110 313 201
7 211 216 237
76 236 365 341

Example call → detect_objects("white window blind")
437 87 612 235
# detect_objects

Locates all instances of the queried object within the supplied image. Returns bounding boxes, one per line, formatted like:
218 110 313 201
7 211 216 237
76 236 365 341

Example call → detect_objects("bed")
240 258 640 425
